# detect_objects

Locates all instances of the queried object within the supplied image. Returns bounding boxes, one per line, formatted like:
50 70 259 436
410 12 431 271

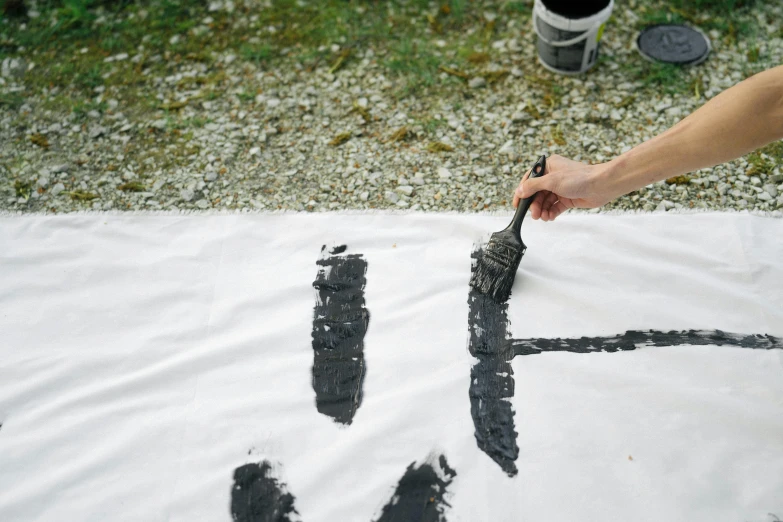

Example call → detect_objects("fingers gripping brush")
469 155 547 303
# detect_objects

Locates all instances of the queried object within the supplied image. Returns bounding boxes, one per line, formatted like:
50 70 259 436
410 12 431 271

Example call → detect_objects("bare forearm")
602 65 783 198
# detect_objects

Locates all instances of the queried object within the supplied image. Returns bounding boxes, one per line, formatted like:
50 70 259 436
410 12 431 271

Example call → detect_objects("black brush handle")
505 155 547 233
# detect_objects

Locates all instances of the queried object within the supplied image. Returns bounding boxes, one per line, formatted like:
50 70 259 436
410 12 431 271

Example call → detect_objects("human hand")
512 154 616 221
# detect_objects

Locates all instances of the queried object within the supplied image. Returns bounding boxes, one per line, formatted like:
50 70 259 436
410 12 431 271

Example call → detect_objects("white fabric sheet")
0 212 781 522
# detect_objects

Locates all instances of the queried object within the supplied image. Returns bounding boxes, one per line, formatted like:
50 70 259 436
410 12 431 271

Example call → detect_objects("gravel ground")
1 1 782 215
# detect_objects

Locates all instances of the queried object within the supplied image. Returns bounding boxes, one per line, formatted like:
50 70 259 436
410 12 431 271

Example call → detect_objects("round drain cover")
637 24 711 65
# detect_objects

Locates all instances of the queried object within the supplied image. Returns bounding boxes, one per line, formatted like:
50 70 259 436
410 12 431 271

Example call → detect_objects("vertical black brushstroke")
374 455 457 522
231 461 299 522
311 245 370 425
467 248 519 477
511 329 783 356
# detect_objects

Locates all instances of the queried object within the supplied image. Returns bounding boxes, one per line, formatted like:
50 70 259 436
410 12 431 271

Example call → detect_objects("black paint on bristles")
470 155 547 303
469 233 525 303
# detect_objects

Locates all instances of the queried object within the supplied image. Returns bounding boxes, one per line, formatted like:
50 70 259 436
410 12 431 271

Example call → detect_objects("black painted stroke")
467 244 783 477
311 245 370 425
511 329 783 356
231 461 299 522
467 248 519 476
374 455 457 522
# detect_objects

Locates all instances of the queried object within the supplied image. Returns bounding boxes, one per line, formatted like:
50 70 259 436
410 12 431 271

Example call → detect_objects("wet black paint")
467 248 519 476
374 455 457 522
511 329 783 356
231 461 299 522
467 245 783 477
311 245 370 425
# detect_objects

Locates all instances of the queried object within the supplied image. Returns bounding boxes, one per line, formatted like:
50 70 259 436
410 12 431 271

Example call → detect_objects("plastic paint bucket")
533 0 614 75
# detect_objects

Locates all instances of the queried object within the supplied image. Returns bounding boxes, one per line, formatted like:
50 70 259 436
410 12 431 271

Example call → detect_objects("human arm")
513 64 783 221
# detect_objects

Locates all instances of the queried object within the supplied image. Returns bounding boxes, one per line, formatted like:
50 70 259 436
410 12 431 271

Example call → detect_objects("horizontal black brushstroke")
467 248 519 476
231 461 299 522
511 329 783 356
311 245 370 425
374 455 457 522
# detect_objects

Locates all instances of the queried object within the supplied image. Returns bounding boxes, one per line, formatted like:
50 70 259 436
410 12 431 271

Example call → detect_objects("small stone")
511 112 528 123
498 140 516 158
1 57 26 78
385 190 399 203
396 185 414 196
150 119 167 130
266 98 281 108
763 184 778 198
437 167 452 179
396 200 409 208
249 147 260 156
359 191 369 201
37 176 49 188
411 177 425 186
180 188 195 202
89 126 107 139
50 183 65 196
510 67 523 77
468 77 486 89
757 191 772 202
205 171 218 182
51 164 69 173
196 199 209 209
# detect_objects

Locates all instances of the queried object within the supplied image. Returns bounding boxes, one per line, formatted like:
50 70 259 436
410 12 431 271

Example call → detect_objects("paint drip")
311 245 370 425
467 247 519 477
231 461 300 522
374 455 457 522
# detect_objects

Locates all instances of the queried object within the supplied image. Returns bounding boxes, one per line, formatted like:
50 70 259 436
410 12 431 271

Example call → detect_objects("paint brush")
469 155 547 303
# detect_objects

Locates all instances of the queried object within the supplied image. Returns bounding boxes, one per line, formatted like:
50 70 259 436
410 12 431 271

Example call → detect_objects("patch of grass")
637 0 758 41
422 117 445 134
69 190 99 201
0 92 24 109
328 132 352 146
427 141 453 152
746 141 782 176
29 134 50 149
118 181 145 192
746 45 759 63
666 175 691 185
240 43 274 64
72 99 107 118
389 126 410 143
386 40 440 96
14 180 31 199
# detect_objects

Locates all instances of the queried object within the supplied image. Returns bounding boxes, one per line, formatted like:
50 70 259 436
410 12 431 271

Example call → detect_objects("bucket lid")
637 24 711 65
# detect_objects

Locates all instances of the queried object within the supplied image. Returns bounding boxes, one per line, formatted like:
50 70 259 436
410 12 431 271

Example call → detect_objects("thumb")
517 174 554 199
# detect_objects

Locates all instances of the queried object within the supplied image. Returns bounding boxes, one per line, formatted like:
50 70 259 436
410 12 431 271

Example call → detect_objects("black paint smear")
511 329 783 356
231 461 299 522
311 244 370 425
374 455 457 522
467 248 519 476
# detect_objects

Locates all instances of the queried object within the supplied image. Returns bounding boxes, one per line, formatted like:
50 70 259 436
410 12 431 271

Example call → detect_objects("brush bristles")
469 240 525 303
